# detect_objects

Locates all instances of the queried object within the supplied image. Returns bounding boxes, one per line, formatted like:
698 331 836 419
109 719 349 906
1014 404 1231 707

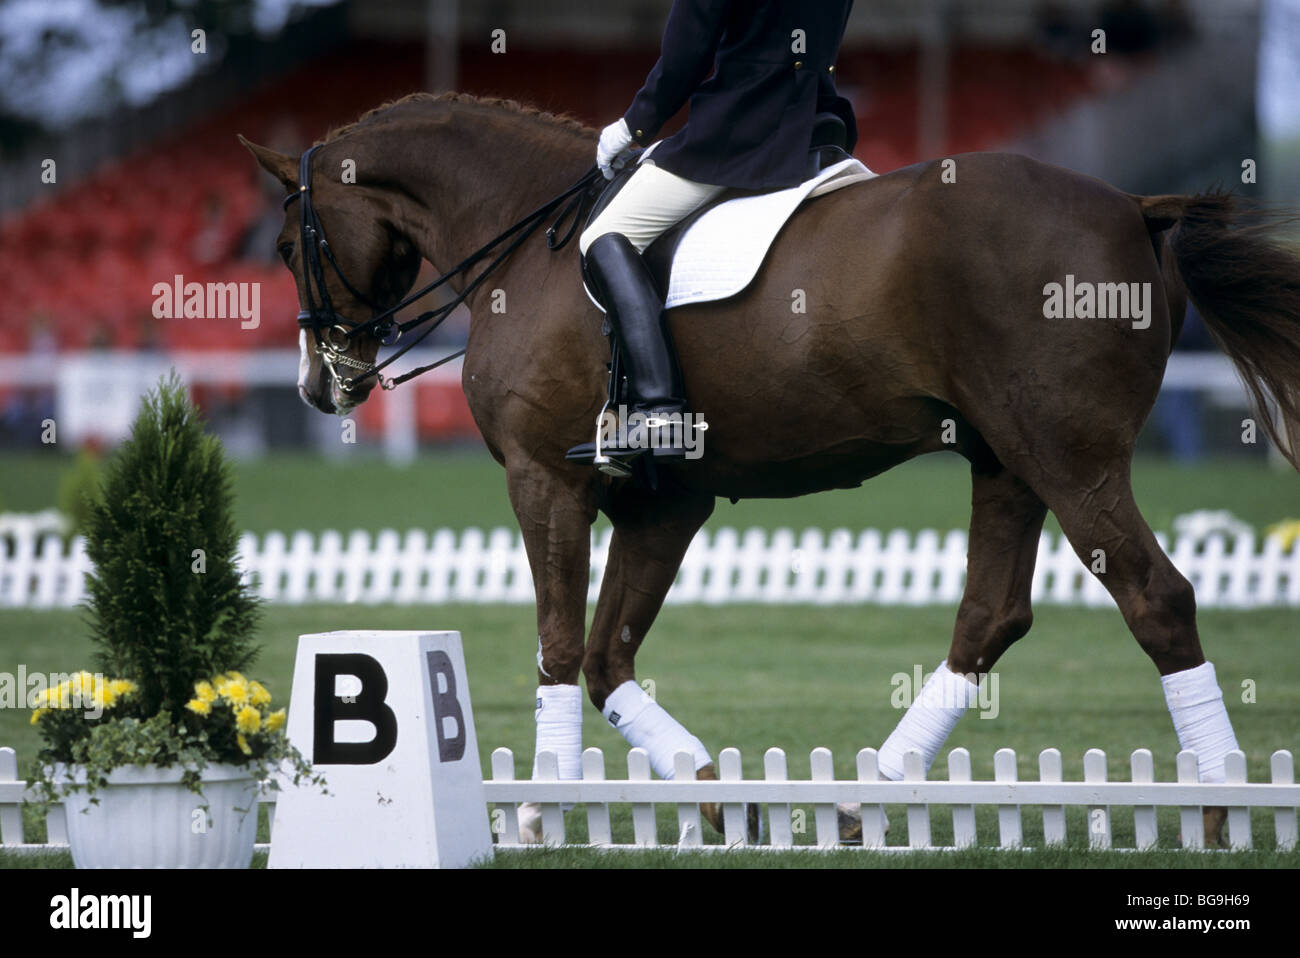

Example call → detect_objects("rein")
285 143 602 393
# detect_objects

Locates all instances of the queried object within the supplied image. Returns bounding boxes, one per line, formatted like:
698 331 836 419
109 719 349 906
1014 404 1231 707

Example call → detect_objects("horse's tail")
1137 191 1300 472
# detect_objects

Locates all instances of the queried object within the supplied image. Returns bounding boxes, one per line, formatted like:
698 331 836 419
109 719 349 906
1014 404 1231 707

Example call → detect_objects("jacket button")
794 60 803 69
635 129 643 138
829 65 835 74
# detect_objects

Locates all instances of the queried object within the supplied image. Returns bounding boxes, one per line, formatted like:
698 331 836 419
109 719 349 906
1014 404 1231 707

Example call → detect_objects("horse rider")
577 0 858 462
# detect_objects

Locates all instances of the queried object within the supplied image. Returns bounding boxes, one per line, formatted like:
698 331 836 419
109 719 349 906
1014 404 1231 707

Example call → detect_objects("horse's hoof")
836 801 890 845
516 801 543 844
1203 806 1229 848
837 802 863 843
695 763 763 843
1177 806 1230 849
747 801 765 845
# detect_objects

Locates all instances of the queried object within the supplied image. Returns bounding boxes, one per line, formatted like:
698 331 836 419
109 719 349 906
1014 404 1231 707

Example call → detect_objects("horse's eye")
277 243 293 264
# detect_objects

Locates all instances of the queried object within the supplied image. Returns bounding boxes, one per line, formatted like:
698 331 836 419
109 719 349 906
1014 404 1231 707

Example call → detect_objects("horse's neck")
372 112 592 305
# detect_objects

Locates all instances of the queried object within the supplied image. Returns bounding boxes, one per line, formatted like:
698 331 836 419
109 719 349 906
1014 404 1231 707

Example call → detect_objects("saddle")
582 113 869 309
569 115 875 478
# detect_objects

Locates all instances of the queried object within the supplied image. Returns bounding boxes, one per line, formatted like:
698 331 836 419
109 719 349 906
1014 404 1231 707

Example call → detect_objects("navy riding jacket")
623 0 857 190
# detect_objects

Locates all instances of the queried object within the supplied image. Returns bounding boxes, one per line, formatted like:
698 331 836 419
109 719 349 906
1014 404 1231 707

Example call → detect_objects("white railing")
0 349 1257 467
3 746 1296 855
2 523 1297 610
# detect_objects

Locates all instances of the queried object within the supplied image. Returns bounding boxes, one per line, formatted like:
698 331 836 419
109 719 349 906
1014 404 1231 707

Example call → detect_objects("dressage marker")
267 630 492 868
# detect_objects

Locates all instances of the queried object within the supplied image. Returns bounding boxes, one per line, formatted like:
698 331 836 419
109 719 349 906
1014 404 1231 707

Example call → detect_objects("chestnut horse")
243 92 1300 846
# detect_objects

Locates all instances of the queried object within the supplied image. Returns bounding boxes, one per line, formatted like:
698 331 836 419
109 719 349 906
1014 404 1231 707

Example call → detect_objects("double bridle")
284 143 602 395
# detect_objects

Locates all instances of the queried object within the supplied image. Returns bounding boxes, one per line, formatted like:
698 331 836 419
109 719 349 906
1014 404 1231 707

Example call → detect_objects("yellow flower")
30 687 50 708
109 679 136 697
235 705 261 734
265 709 287 733
248 681 272 707
30 707 49 725
236 734 252 756
224 671 247 685
185 698 212 717
99 683 123 708
67 671 95 701
194 680 217 703
221 678 250 706
1266 519 1300 552
50 679 81 709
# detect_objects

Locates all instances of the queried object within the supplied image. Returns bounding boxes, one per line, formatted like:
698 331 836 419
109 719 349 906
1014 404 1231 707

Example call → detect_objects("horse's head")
239 135 422 414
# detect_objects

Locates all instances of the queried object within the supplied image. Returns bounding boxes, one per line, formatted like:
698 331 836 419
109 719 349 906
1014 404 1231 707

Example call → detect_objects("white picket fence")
3 745 1296 855
485 746 1300 852
2 521 1297 609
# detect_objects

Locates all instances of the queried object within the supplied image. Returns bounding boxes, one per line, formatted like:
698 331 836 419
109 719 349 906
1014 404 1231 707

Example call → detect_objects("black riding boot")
576 232 703 462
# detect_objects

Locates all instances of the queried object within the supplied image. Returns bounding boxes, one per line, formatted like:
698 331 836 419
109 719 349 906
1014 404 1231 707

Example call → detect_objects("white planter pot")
57 763 259 868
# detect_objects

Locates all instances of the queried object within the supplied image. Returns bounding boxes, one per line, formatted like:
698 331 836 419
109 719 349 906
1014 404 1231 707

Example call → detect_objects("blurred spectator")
192 193 243 266
1036 3 1088 61
1153 303 1212 461
1 318 58 447
1098 0 1160 54
1156 0 1195 48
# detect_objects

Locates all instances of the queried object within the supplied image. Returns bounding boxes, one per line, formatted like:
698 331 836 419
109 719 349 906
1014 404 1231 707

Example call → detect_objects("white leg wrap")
877 661 978 780
602 680 711 779
1161 661 1240 783
532 683 583 779
533 683 583 803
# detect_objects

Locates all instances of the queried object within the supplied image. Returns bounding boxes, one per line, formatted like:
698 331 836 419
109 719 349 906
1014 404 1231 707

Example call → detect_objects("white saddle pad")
663 157 875 309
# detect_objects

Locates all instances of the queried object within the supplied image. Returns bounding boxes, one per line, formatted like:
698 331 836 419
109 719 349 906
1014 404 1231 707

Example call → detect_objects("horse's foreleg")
581 485 737 833
840 464 1046 842
507 464 597 842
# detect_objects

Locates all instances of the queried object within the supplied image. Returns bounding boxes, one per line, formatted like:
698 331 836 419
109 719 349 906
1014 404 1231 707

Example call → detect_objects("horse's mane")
320 91 595 145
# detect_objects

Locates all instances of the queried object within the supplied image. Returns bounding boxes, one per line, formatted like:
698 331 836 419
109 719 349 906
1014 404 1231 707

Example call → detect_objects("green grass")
477 845 1299 869
3 603 1297 865
2 449 1297 536
3 844 1293 869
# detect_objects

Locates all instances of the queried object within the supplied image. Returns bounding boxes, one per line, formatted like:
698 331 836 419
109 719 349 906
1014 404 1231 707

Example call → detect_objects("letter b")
313 653 398 764
427 650 466 762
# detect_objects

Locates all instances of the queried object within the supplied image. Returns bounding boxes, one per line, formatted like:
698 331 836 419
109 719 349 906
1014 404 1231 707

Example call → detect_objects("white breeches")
579 162 725 255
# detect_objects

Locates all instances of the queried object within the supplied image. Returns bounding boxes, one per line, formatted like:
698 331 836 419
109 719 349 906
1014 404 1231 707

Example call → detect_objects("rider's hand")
597 118 634 180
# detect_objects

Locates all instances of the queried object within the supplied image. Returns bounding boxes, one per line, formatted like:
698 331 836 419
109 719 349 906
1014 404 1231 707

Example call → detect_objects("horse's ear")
238 134 298 193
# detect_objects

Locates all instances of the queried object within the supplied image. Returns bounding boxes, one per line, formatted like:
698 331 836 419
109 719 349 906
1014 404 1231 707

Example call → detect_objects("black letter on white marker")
313 653 398 764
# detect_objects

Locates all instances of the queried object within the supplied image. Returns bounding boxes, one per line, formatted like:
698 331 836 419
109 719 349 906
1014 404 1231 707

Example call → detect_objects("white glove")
596 118 634 180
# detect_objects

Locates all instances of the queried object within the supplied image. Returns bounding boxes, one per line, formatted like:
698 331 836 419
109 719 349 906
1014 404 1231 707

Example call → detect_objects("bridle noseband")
283 143 601 397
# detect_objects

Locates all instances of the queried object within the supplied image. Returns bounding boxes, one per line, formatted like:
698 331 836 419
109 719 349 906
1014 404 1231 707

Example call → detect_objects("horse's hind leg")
581 484 748 837
1034 464 1236 847
943 465 1047 678
840 460 1047 840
